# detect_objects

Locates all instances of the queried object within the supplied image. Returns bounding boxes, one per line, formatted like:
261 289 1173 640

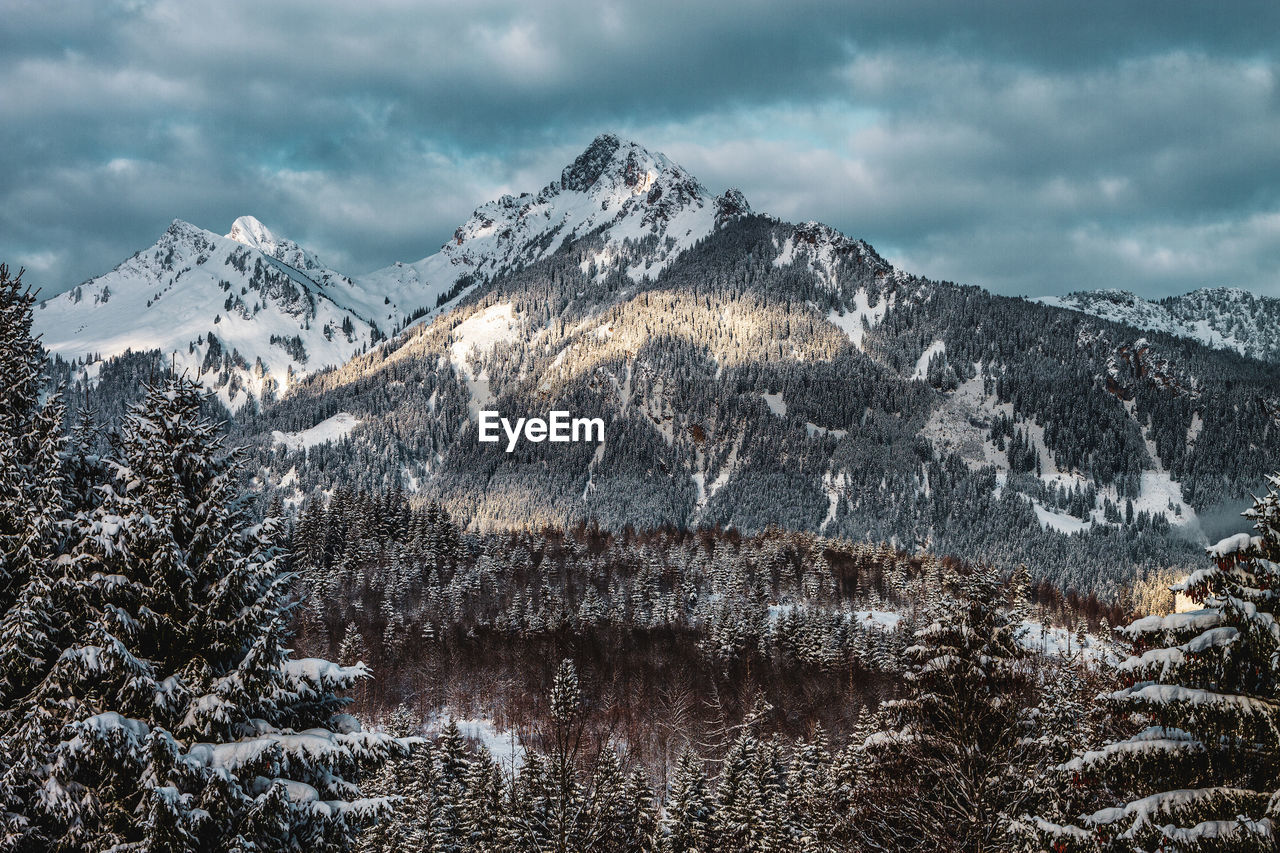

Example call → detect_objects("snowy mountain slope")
355 134 755 332
224 215 410 333
35 219 376 408
1036 288 1280 364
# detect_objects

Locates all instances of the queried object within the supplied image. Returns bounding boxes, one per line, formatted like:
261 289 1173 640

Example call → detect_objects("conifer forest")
7 8 1280 847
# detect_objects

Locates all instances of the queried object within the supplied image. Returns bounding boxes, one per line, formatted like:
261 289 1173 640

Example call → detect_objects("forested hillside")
14 257 1280 851
226 215 1280 594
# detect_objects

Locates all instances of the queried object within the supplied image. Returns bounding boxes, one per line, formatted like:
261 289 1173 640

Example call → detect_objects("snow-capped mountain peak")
355 135 755 332
35 218 375 408
226 214 277 250
225 215 326 274
443 134 735 278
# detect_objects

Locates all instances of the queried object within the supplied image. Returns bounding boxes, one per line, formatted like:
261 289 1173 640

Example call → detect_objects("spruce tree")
663 750 712 853
459 748 506 853
0 264 71 852
863 564 1034 852
711 730 762 853
1034 474 1280 851
26 377 406 851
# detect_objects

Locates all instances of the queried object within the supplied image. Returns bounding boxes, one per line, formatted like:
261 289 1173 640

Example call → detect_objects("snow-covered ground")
920 367 1013 472
1032 502 1092 535
912 340 946 380
767 603 902 632
448 303 521 418
826 288 893 350
450 718 525 773
272 412 361 451
805 422 849 440
1018 619 1118 665
850 608 903 630
1036 287 1280 364
419 714 525 773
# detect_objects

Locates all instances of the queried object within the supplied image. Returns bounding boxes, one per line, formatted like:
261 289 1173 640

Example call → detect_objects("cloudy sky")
4 0 1279 298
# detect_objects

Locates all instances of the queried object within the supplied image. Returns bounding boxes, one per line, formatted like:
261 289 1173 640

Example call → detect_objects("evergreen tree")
0 264 73 852
429 720 469 852
1034 474 1280 851
356 705 426 853
711 730 762 853
663 750 712 853
22 377 405 851
459 748 506 853
864 565 1035 852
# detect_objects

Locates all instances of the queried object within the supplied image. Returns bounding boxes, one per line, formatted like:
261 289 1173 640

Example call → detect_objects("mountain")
36 136 751 408
241 218 1280 594
37 135 1280 592
1036 287 1280 364
35 218 378 408
353 133 753 332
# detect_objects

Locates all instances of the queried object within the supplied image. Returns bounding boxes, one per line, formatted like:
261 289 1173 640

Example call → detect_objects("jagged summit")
226 214 276 249
440 134 728 276
224 214 327 274
714 188 753 226
355 134 756 323
559 133 624 192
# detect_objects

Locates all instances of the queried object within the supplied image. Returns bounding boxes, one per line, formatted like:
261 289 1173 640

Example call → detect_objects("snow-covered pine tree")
428 720 470 851
752 737 790 853
711 730 763 853
584 747 630 852
1013 652 1118 851
506 750 554 852
621 765 658 853
863 564 1034 852
356 705 426 853
0 264 73 852
662 749 712 853
28 377 407 851
459 747 506 853
1033 474 1280 851
787 727 834 850
544 658 588 851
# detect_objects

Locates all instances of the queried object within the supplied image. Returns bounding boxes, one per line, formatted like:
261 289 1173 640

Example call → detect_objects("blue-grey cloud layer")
3 0 1278 298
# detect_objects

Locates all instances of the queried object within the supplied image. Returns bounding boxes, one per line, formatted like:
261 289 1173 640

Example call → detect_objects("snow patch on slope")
912 340 946 380
827 289 893 350
273 412 361 451
449 303 520 418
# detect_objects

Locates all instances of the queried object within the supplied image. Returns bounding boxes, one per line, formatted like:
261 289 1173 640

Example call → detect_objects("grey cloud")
1 0 1277 298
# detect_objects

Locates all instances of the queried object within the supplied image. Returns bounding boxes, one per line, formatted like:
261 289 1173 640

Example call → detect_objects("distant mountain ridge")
1036 287 1280 364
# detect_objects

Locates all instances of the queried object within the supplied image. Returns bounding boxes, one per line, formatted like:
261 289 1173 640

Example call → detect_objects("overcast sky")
4 0 1279 299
